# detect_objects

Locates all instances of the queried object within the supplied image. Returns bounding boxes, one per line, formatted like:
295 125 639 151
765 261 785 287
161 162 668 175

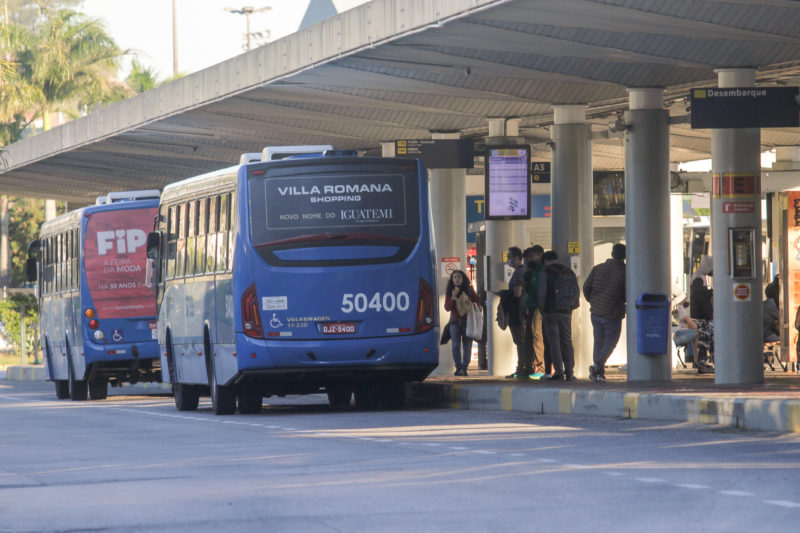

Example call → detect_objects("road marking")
473 450 496 455
719 490 754 497
764 500 800 508
423 443 442 447
676 484 710 490
603 472 624 476
636 477 665 483
537 458 557 463
564 464 589 469
509 453 527 457
449 446 469 450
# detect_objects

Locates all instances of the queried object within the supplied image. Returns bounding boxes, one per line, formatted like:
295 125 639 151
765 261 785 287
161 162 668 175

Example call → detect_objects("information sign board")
485 146 531 220
395 139 474 169
690 87 800 129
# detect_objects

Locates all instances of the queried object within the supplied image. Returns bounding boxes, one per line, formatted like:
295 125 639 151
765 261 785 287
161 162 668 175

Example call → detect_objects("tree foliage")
0 292 39 359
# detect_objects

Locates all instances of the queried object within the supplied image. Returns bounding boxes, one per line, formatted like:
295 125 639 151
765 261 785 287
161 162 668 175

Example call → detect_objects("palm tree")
16 9 130 129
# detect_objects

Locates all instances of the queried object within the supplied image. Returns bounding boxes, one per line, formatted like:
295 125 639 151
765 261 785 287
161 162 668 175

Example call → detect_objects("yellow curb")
624 392 639 419
501 386 513 411
787 401 800 433
449 384 461 409
558 389 571 414
699 398 717 425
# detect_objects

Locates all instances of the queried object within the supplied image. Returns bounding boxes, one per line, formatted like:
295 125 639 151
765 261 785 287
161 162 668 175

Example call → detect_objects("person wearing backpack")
582 243 626 382
537 251 579 380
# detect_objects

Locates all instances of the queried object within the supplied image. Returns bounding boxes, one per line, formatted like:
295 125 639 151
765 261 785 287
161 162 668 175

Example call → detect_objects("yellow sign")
568 241 580 254
502 251 508 262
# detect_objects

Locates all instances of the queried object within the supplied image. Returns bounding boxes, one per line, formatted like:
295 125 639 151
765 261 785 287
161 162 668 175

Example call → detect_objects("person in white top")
672 287 699 368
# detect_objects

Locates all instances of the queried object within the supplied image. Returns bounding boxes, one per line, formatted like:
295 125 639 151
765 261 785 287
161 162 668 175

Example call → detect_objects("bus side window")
197 198 208 276
65 231 71 291
207 196 218 273
166 205 177 279
42 238 48 295
72 228 79 289
218 193 229 272
56 233 63 294
228 192 235 272
187 200 197 276
176 203 187 278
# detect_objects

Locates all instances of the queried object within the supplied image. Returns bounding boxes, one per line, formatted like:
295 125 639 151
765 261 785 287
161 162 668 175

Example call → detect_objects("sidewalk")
409 366 800 434
5 363 800 434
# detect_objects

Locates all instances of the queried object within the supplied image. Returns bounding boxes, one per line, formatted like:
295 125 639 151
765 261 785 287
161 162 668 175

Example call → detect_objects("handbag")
466 302 484 341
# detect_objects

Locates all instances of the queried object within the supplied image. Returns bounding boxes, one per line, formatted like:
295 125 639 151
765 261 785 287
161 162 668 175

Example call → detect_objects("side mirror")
27 239 41 261
146 232 160 260
25 258 37 282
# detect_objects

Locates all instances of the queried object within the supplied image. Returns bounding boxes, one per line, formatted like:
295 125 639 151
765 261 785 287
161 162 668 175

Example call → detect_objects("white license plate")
322 322 356 334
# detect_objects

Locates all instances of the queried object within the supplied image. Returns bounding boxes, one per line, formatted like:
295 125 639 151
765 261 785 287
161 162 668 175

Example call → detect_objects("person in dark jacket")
444 270 480 376
537 251 576 381
583 243 626 382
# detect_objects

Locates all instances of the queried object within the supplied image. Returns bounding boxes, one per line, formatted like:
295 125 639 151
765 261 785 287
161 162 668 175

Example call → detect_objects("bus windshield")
249 165 421 266
83 207 158 318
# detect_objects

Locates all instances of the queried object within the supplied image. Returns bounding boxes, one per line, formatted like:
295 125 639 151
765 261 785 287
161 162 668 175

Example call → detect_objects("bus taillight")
241 283 264 338
414 279 434 334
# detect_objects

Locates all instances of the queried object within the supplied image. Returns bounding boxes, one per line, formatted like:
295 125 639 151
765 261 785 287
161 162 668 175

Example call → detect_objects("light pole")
225 6 271 51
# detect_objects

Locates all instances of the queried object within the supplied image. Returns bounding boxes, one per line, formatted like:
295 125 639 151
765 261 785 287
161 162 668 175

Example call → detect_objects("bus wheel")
66 343 88 401
89 379 108 400
237 384 262 415
327 386 352 408
378 381 405 410
174 384 199 411
354 385 379 410
54 380 70 400
69 376 88 401
208 359 236 415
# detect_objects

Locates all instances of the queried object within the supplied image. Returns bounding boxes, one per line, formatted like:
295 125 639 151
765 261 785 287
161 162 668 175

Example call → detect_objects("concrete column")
550 106 593 378
711 68 764 385
624 88 672 381
430 132 467 376
485 118 525 376
44 199 57 221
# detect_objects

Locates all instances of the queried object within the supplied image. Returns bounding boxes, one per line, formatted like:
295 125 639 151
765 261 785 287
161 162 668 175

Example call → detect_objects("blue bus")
27 191 162 400
147 147 438 414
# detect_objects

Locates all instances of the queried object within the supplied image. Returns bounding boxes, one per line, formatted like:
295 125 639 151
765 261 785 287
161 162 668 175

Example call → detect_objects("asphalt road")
1 380 799 533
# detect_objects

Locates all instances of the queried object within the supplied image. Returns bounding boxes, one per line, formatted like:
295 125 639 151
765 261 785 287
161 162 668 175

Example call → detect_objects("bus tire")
206 337 235 415
354 385 379 410
378 380 405 410
327 386 352 408
54 380 70 400
237 384 262 414
66 340 87 401
89 379 108 400
174 383 199 411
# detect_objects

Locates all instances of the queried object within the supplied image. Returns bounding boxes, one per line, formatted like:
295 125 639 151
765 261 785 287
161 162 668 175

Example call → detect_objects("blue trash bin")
635 293 670 355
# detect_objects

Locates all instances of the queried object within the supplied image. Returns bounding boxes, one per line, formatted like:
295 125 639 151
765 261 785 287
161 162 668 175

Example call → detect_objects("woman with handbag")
444 270 479 376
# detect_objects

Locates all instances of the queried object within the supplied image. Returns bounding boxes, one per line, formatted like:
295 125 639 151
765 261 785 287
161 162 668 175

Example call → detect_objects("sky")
79 0 369 80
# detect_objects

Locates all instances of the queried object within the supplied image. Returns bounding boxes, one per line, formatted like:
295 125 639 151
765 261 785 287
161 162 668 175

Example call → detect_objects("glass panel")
187 201 197 275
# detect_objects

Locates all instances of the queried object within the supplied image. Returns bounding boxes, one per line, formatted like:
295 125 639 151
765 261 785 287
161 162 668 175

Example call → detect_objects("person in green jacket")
522 245 546 377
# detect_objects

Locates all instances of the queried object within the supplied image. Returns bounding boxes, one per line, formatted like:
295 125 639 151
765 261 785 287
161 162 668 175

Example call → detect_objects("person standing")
583 243 626 382
444 270 479 376
537 251 578 380
505 247 530 379
522 245 546 377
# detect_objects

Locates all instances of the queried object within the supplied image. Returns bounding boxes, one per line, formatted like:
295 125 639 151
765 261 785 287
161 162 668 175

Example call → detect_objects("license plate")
322 322 356 335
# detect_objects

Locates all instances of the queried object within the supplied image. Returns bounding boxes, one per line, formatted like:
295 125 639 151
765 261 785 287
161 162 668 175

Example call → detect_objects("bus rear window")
84 207 158 318
249 168 421 266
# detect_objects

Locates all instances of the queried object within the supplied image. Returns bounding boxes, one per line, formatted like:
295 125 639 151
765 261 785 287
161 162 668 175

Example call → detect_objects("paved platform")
410 367 800 434
5 364 800 433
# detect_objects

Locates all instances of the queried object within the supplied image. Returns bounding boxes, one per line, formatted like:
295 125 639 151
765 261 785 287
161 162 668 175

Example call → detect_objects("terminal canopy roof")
3 0 800 203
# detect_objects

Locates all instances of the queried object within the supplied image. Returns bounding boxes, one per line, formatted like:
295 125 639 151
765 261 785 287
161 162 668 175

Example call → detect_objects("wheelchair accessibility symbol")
112 329 124 342
269 313 283 328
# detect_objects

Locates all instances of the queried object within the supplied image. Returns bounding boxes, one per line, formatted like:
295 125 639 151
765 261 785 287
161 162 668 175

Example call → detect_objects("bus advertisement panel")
84 208 157 319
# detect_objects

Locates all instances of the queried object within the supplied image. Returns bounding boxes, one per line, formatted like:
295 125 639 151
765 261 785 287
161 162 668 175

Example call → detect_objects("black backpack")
554 267 580 312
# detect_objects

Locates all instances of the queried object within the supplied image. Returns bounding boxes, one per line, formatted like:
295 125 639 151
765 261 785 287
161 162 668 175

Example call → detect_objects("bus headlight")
93 330 104 341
